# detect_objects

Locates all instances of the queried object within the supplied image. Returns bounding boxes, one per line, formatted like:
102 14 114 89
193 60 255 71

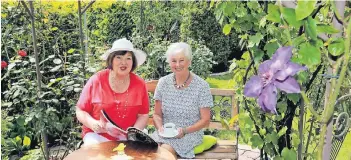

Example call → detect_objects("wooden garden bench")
146 80 239 160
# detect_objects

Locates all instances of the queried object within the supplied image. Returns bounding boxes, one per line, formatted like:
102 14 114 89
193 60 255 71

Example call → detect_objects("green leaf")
53 59 62 64
223 24 232 35
210 0 215 8
281 148 297 160
264 120 272 128
304 16 317 41
298 43 320 66
267 132 279 144
277 102 287 113
287 93 300 105
266 4 281 23
220 119 230 130
248 33 263 47
259 128 266 135
15 136 22 146
251 134 264 148
67 49 75 54
316 24 340 34
295 0 317 20
50 27 58 31
264 41 279 57
278 126 288 137
50 65 62 72
291 132 300 148
328 38 345 56
23 136 31 147
282 7 302 28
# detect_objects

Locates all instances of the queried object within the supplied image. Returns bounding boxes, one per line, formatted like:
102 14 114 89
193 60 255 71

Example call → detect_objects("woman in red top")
76 38 149 146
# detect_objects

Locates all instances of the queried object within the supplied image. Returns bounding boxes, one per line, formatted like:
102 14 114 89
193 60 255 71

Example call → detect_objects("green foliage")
295 0 317 20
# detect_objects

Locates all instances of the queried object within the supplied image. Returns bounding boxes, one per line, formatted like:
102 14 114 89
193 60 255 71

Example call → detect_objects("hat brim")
101 48 147 66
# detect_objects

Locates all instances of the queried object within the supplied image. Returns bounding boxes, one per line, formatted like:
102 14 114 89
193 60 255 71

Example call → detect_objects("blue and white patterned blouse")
152 73 214 158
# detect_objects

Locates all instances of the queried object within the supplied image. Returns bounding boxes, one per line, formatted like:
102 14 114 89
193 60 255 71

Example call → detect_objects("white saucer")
159 130 179 138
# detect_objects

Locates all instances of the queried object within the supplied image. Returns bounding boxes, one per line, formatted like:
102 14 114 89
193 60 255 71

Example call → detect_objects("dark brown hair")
106 51 138 72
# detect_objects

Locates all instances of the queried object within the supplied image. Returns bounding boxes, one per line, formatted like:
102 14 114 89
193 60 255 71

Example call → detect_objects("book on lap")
100 110 158 148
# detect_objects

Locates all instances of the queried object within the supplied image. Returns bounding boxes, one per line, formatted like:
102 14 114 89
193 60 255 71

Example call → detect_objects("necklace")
109 71 130 119
114 89 128 119
109 71 130 92
173 71 191 89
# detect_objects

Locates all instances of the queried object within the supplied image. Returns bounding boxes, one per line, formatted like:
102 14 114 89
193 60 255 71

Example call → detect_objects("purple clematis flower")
244 46 306 113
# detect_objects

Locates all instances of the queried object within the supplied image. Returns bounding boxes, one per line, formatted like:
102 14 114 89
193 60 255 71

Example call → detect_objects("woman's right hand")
158 126 164 134
91 120 106 133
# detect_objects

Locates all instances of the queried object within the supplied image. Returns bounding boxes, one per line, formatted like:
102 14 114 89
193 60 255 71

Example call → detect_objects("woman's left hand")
175 128 185 138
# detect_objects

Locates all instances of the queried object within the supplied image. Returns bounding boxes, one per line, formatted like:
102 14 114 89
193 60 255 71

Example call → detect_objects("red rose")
1 61 8 69
18 50 27 57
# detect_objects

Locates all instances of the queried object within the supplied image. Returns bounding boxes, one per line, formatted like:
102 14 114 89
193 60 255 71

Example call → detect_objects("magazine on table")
100 110 158 147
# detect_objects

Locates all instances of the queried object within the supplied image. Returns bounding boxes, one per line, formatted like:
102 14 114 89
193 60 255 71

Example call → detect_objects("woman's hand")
91 120 106 133
175 128 186 139
157 126 164 134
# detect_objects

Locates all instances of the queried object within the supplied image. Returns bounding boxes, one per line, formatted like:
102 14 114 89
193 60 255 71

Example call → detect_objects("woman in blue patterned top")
152 42 214 158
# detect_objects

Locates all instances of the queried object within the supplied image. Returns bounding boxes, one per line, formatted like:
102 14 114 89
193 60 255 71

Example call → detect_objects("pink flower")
244 46 306 113
1 61 7 69
18 50 27 57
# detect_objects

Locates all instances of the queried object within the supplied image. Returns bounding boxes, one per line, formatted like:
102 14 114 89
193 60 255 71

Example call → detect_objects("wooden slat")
206 144 235 153
146 80 236 97
148 118 238 130
210 88 235 96
194 152 237 159
146 80 158 92
216 140 236 146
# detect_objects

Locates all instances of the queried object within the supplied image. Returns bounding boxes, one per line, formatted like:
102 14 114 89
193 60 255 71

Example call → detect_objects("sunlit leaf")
223 24 232 35
228 114 239 127
23 136 31 147
50 27 58 31
50 65 62 72
295 0 317 20
15 136 22 146
316 24 340 34
328 38 345 56
220 119 229 130
53 59 62 64
67 49 75 54
266 4 280 23
278 126 287 137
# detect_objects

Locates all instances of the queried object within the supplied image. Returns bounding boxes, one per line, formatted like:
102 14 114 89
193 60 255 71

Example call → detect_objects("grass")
206 72 235 89
206 73 351 159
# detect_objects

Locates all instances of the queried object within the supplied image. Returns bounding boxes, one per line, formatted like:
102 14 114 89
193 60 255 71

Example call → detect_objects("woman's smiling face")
169 51 191 74
112 52 133 76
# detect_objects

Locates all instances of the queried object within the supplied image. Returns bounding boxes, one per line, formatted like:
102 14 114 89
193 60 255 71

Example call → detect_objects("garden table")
64 140 175 160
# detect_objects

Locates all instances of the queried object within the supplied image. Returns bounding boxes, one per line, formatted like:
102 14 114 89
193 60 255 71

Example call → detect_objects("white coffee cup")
163 123 176 136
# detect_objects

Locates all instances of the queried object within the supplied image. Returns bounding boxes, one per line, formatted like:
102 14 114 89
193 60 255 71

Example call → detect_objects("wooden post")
22 1 49 159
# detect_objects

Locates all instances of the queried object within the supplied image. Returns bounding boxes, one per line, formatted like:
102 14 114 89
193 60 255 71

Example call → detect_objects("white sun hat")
101 38 147 66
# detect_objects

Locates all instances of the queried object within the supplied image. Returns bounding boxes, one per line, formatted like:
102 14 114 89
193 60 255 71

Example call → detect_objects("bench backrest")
146 80 238 130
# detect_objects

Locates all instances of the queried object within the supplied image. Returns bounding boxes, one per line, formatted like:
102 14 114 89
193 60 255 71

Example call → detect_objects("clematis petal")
257 84 277 113
274 76 301 93
244 76 263 97
275 62 307 81
258 60 273 75
271 46 293 70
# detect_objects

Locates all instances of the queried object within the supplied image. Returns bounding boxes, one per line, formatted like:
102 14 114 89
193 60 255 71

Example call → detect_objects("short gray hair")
165 42 192 63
